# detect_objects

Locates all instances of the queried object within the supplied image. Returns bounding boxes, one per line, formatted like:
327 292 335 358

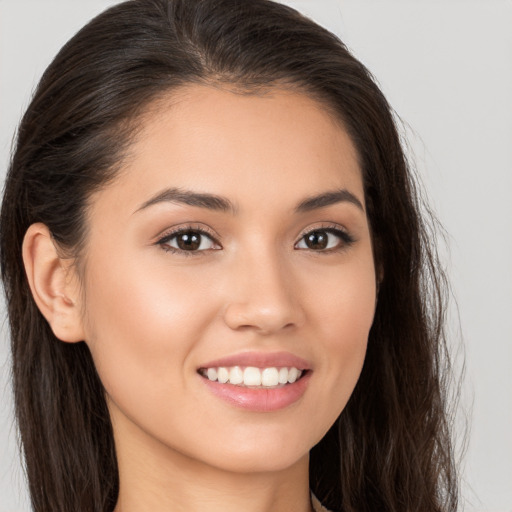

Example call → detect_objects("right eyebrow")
133 187 237 215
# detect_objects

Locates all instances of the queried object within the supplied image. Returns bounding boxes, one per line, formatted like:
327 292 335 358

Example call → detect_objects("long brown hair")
0 0 458 510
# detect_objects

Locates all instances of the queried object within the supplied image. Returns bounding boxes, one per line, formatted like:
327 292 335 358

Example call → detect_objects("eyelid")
155 223 222 253
155 223 219 242
294 223 355 251
295 222 350 241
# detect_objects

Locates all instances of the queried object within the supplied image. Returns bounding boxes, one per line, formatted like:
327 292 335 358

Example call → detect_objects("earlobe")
22 223 85 343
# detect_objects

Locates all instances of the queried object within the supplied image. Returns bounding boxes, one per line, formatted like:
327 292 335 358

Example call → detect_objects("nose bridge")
223 242 303 333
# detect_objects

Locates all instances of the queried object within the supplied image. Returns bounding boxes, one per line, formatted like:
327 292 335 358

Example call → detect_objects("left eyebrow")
295 189 365 213
134 187 236 214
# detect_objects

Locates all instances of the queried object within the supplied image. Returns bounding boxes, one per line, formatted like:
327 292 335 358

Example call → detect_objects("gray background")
1 1 511 511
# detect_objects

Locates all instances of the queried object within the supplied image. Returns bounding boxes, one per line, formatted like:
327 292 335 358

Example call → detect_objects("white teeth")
217 367 229 383
229 366 243 385
202 366 304 387
243 367 262 386
261 367 279 386
288 367 300 384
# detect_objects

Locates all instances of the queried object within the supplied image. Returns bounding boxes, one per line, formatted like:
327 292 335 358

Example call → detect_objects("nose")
222 250 305 335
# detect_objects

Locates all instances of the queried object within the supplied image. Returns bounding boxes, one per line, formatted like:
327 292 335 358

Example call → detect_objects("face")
78 85 376 475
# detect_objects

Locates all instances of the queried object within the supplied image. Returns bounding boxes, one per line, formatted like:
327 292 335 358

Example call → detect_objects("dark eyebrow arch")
135 186 363 215
134 187 236 214
295 189 365 213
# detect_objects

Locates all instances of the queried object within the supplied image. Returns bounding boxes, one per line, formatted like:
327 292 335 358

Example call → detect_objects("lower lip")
200 372 311 412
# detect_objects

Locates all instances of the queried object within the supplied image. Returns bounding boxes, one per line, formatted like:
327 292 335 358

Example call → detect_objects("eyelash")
295 225 355 253
156 225 220 256
155 224 355 256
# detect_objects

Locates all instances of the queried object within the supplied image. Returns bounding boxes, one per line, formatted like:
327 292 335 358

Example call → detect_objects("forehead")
91 84 364 216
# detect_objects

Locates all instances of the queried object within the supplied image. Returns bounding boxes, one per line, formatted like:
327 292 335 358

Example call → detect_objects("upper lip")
199 351 312 370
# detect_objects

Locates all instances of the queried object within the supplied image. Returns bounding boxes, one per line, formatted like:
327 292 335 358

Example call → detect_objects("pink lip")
200 371 311 412
198 351 312 412
198 351 312 370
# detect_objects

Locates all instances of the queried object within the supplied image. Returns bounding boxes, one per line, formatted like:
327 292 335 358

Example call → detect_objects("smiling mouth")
198 366 307 388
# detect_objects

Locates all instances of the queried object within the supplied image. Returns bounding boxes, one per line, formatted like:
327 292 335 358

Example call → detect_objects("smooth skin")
23 85 377 512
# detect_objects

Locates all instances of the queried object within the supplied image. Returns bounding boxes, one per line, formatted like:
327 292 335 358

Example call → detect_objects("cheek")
305 247 376 337
305 254 375 411
81 253 217 400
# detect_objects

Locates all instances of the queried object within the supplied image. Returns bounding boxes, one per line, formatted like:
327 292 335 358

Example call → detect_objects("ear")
22 223 85 343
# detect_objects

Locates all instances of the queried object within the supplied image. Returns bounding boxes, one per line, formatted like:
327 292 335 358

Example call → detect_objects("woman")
0 0 458 511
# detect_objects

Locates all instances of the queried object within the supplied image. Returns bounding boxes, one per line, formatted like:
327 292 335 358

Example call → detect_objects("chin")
190 428 316 475
207 446 310 475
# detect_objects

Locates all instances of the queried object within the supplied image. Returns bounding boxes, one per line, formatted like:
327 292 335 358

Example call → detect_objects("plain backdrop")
1 1 511 511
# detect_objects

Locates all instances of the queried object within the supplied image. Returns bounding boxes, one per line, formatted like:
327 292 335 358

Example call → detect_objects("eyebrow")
295 189 364 213
134 186 364 215
134 187 236 214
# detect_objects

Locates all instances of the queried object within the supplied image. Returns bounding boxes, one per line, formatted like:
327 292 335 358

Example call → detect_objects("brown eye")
159 229 219 252
304 231 329 250
295 228 354 251
175 231 202 250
